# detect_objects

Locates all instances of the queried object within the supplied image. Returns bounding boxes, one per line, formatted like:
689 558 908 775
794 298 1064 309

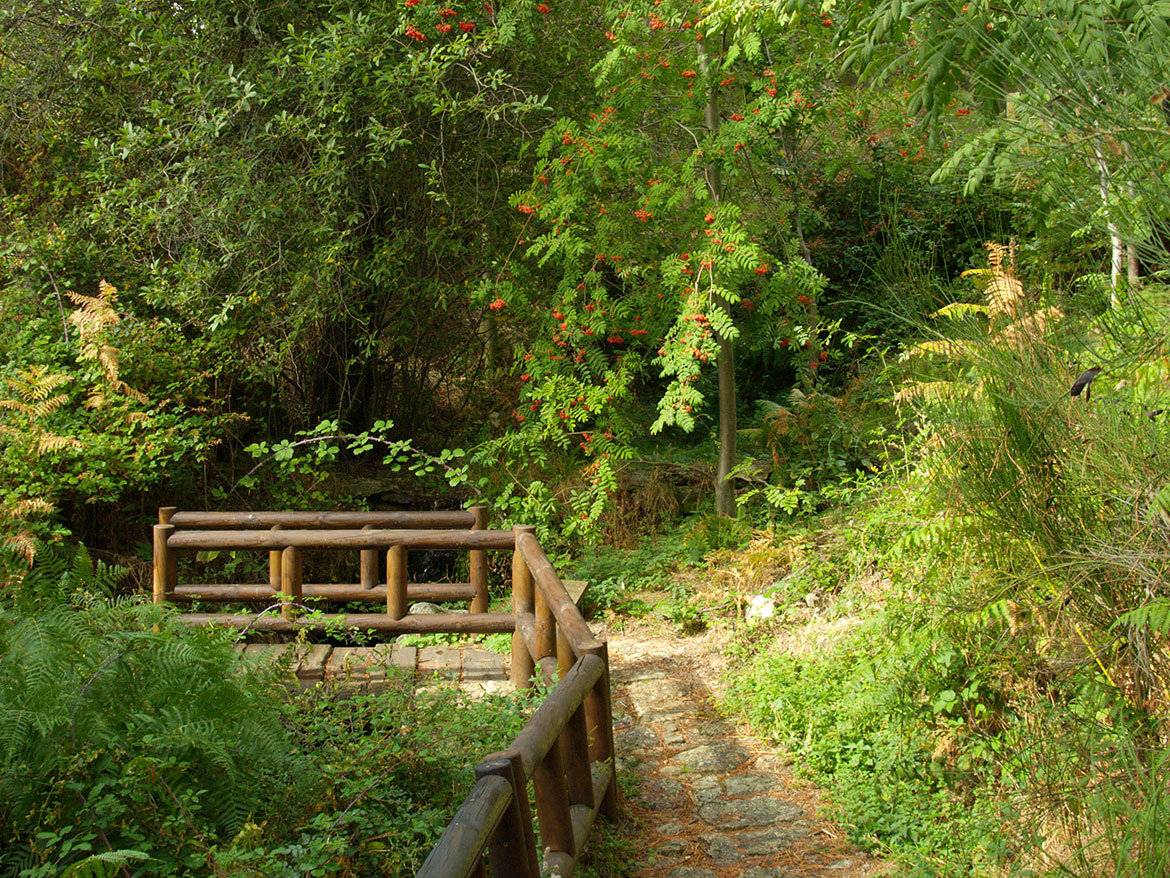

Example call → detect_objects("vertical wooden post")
561 705 595 811
387 545 408 620
281 546 302 622
476 751 539 878
583 642 620 819
556 630 574 680
534 739 576 858
469 505 489 614
534 578 555 663
510 526 536 689
158 508 178 595
360 525 378 589
152 523 175 604
268 525 282 591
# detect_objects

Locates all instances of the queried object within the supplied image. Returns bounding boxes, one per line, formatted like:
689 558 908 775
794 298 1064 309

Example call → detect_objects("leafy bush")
0 548 538 877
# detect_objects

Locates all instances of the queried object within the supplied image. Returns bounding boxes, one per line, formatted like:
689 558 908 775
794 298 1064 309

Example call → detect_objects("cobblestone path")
607 631 890 878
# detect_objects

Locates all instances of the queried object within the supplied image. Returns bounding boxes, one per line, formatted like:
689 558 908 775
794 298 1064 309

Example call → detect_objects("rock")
699 834 743 862
616 724 659 753
722 772 778 798
408 601 444 614
804 590 826 609
737 825 810 856
746 594 777 624
667 868 717 878
639 776 688 811
672 741 749 773
697 796 804 829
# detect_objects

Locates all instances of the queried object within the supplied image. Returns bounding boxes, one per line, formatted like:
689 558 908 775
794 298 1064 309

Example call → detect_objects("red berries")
405 24 426 39
459 20 475 31
489 298 506 310
704 213 715 223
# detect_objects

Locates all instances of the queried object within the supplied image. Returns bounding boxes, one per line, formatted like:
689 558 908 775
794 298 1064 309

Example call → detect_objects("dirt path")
603 627 892 878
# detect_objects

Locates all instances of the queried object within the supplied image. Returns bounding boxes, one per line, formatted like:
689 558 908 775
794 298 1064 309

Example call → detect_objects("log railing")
153 505 491 617
152 509 619 876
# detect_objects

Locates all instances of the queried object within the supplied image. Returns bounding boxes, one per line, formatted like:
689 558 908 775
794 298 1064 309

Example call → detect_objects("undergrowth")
0 548 536 877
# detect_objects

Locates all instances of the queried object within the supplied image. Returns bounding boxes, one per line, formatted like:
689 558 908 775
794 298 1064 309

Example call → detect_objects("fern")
1113 599 1170 636
0 563 294 873
60 850 152 878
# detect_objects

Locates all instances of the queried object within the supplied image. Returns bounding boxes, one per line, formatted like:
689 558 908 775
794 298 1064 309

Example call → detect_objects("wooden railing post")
583 642 620 820
387 544 408 620
158 508 178 594
281 546 302 621
360 525 378 589
469 506 489 614
268 524 282 591
511 526 536 689
534 736 576 859
476 750 539 878
152 523 175 604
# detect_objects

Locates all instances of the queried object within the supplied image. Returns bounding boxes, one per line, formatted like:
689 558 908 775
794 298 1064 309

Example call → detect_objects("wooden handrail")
167 528 515 551
167 509 479 529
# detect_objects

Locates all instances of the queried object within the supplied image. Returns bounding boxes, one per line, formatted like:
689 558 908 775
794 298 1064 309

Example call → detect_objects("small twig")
45 270 70 345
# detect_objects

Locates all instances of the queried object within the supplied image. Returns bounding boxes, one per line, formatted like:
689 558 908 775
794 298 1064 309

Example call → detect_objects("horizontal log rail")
171 583 477 603
153 509 618 877
168 510 476 529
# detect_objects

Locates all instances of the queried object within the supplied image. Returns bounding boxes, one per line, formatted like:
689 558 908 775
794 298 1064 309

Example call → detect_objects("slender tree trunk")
1094 143 1123 307
1126 176 1140 289
700 41 736 518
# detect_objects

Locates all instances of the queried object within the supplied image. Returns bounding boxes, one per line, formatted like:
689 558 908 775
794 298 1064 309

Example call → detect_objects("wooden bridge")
153 507 618 878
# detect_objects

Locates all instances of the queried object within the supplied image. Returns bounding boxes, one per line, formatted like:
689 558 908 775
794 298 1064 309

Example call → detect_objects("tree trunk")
1094 143 1123 307
700 41 736 518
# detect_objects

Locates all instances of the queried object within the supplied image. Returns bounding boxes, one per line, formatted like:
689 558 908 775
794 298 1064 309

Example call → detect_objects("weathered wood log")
281 546 302 621
469 506 489 614
510 654 604 780
169 510 476 529
516 532 601 654
360 525 378 589
541 764 616 878
175 612 515 633
158 509 178 596
171 583 477 603
387 545 407 620
581 641 620 820
562 705 594 810
533 578 555 662
152 524 175 604
510 526 537 689
268 525 282 590
167 528 515 551
415 775 511 878
474 752 540 878
534 729 576 858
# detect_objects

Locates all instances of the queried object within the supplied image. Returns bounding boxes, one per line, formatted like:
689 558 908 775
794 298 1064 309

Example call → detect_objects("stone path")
606 630 890 878
236 641 509 696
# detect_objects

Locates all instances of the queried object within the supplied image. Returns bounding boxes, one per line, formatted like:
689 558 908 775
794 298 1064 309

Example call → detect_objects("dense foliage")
0 551 533 877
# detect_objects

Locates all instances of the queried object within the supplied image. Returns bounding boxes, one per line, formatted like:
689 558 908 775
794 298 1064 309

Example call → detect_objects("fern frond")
61 850 152 878
2 529 38 564
36 434 81 453
906 339 970 358
997 306 1063 347
932 302 989 320
30 394 69 418
896 380 968 403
